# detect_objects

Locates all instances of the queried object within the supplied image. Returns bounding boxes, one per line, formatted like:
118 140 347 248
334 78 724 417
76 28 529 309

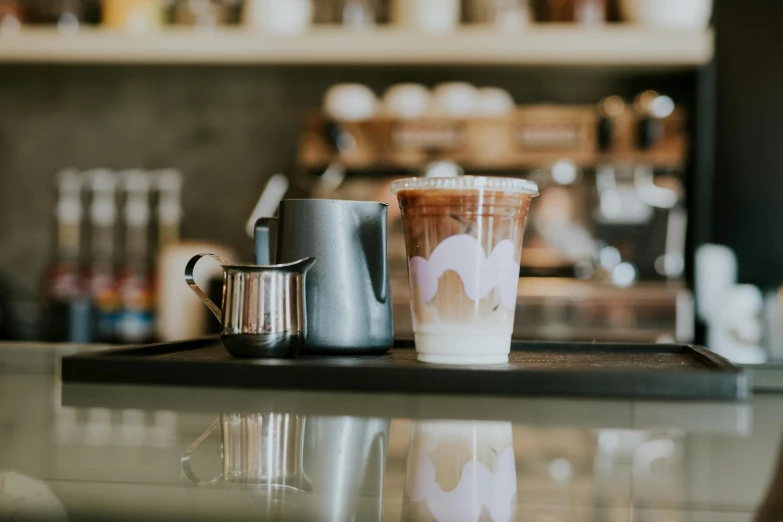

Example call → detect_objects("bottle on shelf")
85 169 120 343
45 169 91 342
152 168 185 344
155 169 183 250
116 170 155 344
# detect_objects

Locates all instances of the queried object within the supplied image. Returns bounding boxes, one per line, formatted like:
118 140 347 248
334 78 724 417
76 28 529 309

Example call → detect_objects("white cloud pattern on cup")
406 446 517 522
409 234 520 311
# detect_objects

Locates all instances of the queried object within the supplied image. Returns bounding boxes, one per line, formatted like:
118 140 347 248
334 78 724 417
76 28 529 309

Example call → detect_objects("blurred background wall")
0 65 690 293
3 0 781 355
713 0 783 288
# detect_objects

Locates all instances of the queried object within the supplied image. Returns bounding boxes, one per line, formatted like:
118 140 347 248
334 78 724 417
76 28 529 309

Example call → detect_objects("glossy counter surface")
1 342 781 522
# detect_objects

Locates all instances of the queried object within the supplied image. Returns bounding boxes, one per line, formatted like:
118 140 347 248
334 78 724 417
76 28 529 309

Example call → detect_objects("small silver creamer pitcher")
185 253 315 358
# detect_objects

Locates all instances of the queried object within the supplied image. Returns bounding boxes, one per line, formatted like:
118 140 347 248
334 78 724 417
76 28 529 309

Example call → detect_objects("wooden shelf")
299 109 688 171
0 25 713 67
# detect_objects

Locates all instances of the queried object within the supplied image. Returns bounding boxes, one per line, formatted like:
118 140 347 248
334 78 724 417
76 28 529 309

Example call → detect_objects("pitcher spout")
283 257 316 274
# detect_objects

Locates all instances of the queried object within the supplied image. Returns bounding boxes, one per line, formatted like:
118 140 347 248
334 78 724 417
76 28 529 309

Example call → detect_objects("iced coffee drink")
391 176 538 364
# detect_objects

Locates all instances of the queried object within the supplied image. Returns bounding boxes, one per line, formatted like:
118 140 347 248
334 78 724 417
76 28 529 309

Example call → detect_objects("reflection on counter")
0 472 68 522
0 343 776 521
1 384 769 520
403 421 517 522
757 435 783 522
181 413 388 521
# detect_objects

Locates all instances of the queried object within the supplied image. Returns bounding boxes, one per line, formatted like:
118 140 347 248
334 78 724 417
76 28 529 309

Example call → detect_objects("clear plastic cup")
391 176 538 364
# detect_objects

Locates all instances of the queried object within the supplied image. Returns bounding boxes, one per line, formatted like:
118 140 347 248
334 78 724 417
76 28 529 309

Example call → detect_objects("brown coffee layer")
397 189 532 263
397 189 531 325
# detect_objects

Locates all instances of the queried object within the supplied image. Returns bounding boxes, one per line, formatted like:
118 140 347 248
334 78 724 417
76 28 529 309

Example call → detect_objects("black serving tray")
61 338 748 401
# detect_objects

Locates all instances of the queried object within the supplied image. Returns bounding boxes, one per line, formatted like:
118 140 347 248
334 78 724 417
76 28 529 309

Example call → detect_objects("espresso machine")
288 87 692 344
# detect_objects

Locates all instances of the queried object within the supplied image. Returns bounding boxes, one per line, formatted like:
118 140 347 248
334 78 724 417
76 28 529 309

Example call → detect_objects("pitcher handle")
360 207 388 303
254 217 279 266
181 418 222 486
378 221 388 303
368 429 387 522
185 253 227 321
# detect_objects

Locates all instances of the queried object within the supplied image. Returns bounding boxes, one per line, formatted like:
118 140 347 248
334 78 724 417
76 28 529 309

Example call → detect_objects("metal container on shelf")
102 0 162 34
541 0 606 25
391 0 460 33
243 0 313 34
172 0 231 27
619 0 712 29
316 0 379 27
466 0 532 29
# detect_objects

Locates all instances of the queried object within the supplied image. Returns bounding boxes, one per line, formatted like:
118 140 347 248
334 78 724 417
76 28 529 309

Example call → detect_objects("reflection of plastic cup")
403 421 517 522
391 176 538 364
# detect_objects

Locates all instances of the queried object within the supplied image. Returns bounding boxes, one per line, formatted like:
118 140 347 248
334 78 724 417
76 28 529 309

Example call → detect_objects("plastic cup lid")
390 176 539 196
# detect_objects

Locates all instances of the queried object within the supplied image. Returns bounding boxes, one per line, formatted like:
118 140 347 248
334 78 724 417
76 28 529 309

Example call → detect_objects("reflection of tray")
60 384 751 435
61 338 747 401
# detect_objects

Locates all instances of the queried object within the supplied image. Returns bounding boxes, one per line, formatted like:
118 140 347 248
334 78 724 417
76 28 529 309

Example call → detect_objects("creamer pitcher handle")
181 418 221 486
185 253 227 321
